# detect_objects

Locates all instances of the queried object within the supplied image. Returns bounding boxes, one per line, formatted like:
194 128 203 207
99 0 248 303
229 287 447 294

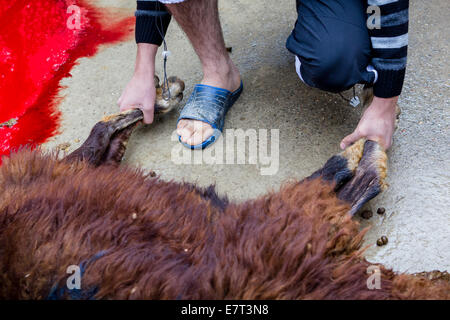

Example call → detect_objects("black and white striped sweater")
367 0 409 98
135 0 409 98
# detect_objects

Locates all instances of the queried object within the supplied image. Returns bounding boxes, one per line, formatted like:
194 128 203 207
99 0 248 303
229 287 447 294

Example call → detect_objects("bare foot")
177 61 241 146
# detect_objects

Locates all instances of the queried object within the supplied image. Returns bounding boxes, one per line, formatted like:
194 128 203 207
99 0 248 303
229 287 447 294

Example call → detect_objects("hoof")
337 140 388 215
155 76 185 114
66 109 143 166
307 139 366 189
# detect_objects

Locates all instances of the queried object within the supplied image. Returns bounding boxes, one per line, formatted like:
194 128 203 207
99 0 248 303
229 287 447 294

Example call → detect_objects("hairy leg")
167 0 241 146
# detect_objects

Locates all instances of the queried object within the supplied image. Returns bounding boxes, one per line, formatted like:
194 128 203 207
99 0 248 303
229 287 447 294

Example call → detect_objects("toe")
187 126 214 146
178 120 214 146
187 131 203 146
201 126 215 142
191 121 214 145
177 119 189 132
178 125 194 143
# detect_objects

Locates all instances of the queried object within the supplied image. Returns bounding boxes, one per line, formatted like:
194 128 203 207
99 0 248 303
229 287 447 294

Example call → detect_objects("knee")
301 51 352 92
299 40 370 93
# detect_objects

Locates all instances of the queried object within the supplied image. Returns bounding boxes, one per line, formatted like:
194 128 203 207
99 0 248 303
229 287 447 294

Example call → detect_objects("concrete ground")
43 0 449 273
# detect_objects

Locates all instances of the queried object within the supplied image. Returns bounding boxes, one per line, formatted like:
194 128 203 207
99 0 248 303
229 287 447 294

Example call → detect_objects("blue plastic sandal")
177 81 243 150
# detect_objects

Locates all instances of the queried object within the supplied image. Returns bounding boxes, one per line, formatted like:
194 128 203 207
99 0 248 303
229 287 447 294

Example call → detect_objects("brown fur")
0 148 448 300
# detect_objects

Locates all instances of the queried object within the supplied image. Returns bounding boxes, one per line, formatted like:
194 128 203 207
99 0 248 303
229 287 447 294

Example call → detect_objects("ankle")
202 56 231 75
202 59 240 91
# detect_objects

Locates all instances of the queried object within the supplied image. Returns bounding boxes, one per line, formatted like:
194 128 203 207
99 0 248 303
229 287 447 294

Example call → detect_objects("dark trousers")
286 0 376 93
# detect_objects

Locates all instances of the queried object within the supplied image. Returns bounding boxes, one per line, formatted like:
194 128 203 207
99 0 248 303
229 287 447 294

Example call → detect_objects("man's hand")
340 96 398 150
118 73 155 124
118 43 158 124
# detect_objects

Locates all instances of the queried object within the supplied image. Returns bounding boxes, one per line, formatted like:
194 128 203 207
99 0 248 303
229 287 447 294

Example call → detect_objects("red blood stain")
0 0 134 163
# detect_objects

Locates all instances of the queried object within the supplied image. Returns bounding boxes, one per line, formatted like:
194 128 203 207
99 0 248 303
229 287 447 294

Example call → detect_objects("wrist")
371 96 398 113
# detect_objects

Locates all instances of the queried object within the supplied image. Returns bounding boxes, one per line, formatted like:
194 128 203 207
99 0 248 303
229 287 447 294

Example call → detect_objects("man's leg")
166 0 241 146
286 0 376 93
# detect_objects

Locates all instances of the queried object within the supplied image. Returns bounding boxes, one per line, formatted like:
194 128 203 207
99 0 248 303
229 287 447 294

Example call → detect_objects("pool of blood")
0 0 134 163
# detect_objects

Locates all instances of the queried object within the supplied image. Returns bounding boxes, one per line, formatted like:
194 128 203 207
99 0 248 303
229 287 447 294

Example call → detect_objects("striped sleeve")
135 0 171 46
368 0 409 98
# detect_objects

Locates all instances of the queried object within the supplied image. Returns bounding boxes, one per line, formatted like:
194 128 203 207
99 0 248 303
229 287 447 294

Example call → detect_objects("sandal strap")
178 84 232 131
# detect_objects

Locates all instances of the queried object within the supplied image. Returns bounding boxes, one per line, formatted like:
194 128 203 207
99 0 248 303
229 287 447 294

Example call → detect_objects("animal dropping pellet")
377 236 388 246
360 210 373 219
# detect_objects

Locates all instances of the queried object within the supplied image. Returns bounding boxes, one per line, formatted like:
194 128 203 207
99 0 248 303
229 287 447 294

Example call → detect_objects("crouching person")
287 0 408 150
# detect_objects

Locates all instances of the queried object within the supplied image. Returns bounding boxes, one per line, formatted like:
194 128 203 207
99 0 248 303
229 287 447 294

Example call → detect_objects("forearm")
134 43 158 77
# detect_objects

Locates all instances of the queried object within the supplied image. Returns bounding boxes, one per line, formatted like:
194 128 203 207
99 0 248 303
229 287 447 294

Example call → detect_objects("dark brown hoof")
66 76 186 166
308 139 387 215
307 139 366 189
337 140 387 215
65 109 144 166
